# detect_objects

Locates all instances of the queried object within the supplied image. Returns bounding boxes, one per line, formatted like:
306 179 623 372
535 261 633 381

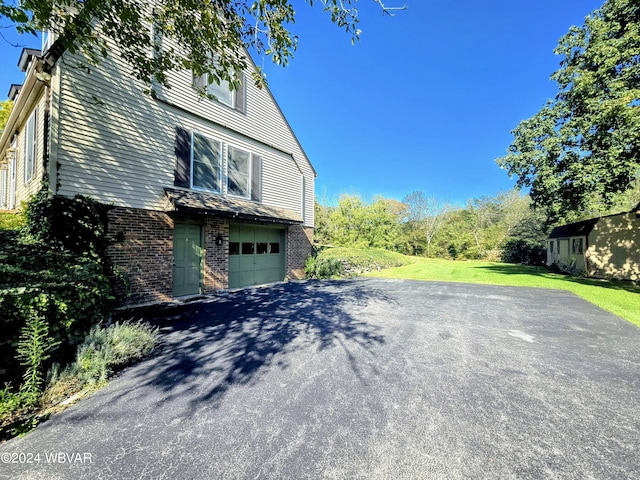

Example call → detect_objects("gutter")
0 59 47 161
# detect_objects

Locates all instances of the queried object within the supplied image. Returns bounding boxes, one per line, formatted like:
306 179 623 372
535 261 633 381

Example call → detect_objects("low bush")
47 321 158 396
306 247 412 279
1 321 157 440
501 239 547 266
0 211 25 230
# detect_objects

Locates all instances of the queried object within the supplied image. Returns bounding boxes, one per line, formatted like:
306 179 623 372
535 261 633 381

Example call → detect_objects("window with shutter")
192 68 245 113
173 128 261 201
227 146 251 198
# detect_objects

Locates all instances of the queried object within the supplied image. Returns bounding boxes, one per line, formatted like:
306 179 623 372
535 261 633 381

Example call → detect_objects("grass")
365 256 640 327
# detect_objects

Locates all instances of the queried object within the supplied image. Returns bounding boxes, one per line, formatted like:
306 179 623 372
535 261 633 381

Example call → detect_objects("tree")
0 100 12 133
402 191 450 257
0 0 406 94
497 0 640 222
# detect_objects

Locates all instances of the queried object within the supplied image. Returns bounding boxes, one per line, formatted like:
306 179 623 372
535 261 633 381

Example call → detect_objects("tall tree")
402 191 451 257
497 0 640 222
0 0 406 93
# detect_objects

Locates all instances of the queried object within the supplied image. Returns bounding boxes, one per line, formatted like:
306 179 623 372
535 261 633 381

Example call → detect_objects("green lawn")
366 257 640 327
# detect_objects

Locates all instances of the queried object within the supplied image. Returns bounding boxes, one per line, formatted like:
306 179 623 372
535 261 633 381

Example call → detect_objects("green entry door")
228 225 285 289
173 223 203 296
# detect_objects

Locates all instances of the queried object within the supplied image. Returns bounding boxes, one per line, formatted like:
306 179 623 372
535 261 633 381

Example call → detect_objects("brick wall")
287 225 314 279
107 207 174 305
107 207 314 305
203 217 229 292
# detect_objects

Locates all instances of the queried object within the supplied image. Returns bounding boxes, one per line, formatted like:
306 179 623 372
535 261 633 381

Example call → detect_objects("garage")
228 225 286 289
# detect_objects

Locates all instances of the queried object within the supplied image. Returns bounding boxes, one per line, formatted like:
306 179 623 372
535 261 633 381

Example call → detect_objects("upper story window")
549 241 554 253
174 127 261 202
205 77 233 108
227 146 251 198
192 132 222 192
24 109 36 184
193 67 245 113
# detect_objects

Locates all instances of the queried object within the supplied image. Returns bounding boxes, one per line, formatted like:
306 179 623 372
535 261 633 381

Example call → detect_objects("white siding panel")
54 46 311 221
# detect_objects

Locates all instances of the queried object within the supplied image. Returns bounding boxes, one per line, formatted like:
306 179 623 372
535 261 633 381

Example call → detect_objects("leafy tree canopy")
0 0 405 93
0 100 12 133
497 0 640 223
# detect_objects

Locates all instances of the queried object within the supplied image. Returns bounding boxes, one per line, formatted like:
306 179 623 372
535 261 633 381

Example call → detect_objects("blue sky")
0 0 604 205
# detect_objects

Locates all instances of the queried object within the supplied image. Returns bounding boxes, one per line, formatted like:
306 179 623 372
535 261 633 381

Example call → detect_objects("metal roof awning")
164 187 303 225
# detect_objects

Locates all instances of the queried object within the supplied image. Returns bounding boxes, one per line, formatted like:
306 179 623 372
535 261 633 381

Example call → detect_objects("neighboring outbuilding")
0 33 316 304
547 204 640 281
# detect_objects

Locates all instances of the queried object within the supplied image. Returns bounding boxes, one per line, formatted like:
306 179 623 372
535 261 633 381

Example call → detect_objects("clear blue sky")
0 0 605 205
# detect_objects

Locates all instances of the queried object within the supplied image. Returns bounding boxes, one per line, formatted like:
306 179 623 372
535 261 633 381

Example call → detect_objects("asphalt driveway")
1 278 639 479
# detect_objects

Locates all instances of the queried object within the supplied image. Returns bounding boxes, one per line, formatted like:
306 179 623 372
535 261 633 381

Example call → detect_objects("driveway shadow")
114 279 393 414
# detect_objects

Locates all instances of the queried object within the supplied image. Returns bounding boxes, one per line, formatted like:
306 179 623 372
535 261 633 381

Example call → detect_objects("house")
547 204 640 281
0 34 316 305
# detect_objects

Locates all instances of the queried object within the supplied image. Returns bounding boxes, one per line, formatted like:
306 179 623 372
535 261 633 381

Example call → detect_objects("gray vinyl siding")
52 42 314 227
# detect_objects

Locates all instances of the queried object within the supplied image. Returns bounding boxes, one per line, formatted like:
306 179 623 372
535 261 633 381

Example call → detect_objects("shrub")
306 247 411 279
17 310 60 396
0 211 25 230
501 239 547 266
48 321 158 392
0 184 118 390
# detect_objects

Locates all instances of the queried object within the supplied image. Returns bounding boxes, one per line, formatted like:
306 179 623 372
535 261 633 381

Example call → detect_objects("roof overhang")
18 48 42 72
548 218 599 239
164 187 303 225
8 84 22 101
0 57 46 159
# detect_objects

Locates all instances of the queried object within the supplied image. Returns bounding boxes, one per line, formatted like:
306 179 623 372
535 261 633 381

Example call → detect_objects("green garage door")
228 225 285 289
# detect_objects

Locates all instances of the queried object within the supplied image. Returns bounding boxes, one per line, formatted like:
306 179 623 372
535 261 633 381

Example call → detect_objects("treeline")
314 189 548 262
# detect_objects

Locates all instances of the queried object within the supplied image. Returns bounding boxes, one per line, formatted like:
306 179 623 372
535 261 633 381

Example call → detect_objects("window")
229 242 240 255
571 238 584 255
174 127 262 202
242 242 254 255
193 62 245 112
192 132 222 192
24 110 36 183
0 169 6 208
206 77 233 107
549 241 554 253
227 146 251 198
269 242 280 254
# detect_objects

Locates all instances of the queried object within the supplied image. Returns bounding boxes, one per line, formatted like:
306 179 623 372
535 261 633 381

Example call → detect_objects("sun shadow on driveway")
115 279 394 414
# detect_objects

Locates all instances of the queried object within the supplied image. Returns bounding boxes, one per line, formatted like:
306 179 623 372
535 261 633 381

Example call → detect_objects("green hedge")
306 247 412 279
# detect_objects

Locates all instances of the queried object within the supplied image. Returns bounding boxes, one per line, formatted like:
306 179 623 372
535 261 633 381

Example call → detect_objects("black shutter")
234 73 245 113
251 155 262 202
174 126 191 188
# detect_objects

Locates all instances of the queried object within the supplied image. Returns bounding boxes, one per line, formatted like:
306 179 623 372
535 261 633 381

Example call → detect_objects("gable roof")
548 218 599 239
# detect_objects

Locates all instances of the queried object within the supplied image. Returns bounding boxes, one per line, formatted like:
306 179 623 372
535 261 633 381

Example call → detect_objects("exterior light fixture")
216 234 223 246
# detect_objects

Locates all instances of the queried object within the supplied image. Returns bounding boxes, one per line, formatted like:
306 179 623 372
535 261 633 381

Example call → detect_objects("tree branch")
372 0 408 16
